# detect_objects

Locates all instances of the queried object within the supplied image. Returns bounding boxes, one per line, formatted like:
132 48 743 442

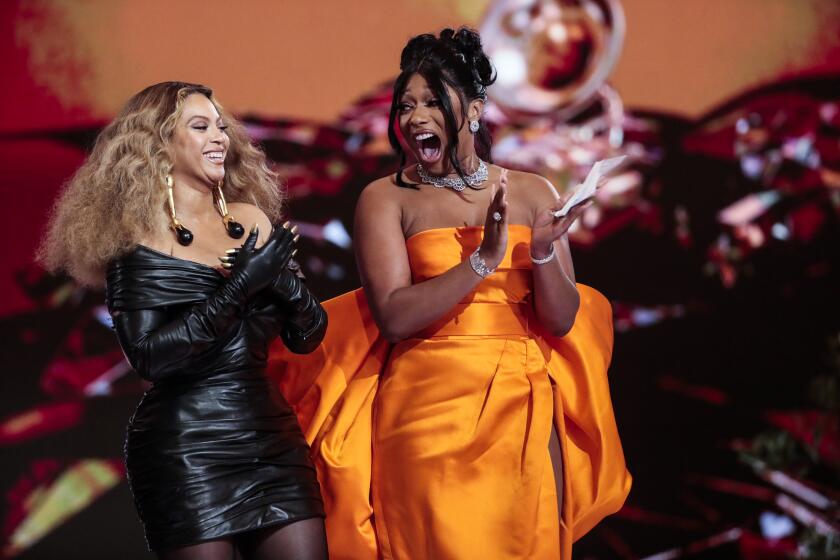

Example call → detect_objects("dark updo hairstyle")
388 27 497 189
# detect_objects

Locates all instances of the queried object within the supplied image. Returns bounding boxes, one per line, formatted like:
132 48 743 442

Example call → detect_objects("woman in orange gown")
270 28 631 559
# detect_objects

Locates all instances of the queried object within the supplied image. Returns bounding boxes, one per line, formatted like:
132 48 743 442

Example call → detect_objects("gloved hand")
222 229 327 354
109 222 301 383
270 263 328 354
221 223 298 299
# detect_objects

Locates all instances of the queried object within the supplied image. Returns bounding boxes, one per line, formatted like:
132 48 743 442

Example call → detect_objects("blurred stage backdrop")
2 1 840 558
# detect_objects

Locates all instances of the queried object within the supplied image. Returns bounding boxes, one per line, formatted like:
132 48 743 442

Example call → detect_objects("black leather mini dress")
105 246 326 551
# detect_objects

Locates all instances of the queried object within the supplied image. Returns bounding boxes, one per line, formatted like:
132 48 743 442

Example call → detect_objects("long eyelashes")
398 100 441 113
190 125 229 132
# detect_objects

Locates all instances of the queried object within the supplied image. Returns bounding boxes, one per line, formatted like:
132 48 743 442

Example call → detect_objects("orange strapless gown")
268 225 631 559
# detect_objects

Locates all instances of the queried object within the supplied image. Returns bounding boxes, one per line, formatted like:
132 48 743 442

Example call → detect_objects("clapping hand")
218 222 299 297
478 169 509 269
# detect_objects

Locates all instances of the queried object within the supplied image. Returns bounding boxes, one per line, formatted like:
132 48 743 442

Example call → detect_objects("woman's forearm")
267 267 328 353
365 259 483 342
531 236 580 336
112 275 250 382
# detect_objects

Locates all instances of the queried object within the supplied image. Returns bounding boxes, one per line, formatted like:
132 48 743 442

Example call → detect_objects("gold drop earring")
214 181 245 239
166 175 194 246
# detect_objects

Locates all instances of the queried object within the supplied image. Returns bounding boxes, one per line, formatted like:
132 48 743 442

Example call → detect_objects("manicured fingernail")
290 225 298 234
293 234 300 243
225 249 238 254
291 249 298 256
282 221 291 229
250 223 258 234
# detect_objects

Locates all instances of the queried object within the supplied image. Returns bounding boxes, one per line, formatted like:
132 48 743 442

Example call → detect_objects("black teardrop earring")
215 181 244 239
166 175 193 246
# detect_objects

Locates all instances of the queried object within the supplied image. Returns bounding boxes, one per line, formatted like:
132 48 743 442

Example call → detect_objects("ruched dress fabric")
268 225 631 560
106 246 324 551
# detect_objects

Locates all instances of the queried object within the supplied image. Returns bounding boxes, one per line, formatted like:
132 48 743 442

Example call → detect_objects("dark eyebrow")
403 89 435 98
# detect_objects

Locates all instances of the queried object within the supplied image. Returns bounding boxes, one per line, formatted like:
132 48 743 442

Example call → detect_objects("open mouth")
203 151 225 164
414 132 442 163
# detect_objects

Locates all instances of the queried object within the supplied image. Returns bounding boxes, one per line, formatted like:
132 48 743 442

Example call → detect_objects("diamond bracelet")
469 249 496 278
530 243 556 265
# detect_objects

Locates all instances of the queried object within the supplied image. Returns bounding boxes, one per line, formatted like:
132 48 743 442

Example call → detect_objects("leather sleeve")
269 262 328 354
111 275 249 382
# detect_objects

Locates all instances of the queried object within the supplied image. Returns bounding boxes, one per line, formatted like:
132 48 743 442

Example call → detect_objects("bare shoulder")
359 174 402 198
356 174 403 216
504 168 560 203
138 233 175 255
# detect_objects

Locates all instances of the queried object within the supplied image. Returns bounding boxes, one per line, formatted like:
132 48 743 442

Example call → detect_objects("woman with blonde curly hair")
40 82 328 560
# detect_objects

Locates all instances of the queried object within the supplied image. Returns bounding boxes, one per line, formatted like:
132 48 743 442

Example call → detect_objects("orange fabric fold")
268 226 631 559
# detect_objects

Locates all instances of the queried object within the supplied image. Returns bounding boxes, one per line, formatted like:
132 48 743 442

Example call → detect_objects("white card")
553 156 627 218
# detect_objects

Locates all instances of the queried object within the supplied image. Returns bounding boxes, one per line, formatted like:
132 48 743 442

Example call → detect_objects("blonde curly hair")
38 81 282 287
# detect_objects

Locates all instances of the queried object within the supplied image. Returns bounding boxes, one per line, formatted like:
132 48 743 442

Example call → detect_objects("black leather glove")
270 261 327 354
110 226 297 383
225 237 327 355
224 224 297 298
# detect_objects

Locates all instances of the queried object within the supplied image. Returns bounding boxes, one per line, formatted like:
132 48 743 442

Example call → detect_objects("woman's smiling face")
170 93 230 187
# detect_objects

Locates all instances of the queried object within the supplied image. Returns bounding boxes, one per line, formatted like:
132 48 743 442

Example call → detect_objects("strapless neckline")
134 244 225 277
405 224 532 243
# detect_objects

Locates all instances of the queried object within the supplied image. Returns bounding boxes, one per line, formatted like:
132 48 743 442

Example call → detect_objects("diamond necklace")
416 160 488 191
